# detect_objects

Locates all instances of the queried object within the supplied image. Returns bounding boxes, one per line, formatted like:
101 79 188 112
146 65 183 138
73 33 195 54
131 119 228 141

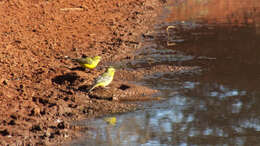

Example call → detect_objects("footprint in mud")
118 84 130 90
52 72 80 85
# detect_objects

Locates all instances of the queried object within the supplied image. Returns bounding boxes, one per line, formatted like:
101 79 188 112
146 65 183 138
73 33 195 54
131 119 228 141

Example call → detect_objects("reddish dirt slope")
0 0 165 145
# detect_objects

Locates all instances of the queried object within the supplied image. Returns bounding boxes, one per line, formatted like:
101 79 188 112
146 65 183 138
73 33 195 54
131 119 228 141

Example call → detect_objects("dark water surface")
70 0 260 145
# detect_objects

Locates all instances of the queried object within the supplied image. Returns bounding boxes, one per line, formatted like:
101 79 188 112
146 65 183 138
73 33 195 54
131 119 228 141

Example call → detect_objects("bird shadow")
70 67 86 71
78 85 91 92
78 85 113 100
52 72 80 85
88 94 113 101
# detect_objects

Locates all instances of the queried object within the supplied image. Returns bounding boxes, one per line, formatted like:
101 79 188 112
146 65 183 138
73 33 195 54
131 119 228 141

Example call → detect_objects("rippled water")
70 0 260 145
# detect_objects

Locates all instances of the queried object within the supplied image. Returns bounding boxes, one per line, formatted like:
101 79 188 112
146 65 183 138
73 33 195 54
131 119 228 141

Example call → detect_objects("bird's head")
93 56 101 61
107 66 116 74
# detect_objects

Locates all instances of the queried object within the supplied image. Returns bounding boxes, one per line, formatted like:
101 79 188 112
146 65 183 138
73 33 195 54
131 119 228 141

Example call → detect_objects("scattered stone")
68 104 77 108
57 122 66 129
49 133 55 139
2 80 8 85
39 98 49 105
8 120 16 125
30 125 42 133
10 115 17 120
0 129 9 136
30 107 41 116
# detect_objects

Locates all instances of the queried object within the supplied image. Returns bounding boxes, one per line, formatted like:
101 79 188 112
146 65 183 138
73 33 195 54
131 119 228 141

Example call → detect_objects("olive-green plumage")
89 67 115 92
72 56 101 69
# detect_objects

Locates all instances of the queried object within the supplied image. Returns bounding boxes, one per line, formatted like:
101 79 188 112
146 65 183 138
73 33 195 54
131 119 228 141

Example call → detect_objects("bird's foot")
104 87 110 90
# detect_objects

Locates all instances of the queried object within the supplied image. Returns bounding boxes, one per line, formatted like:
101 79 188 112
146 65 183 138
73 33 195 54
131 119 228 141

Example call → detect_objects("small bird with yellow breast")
88 66 116 92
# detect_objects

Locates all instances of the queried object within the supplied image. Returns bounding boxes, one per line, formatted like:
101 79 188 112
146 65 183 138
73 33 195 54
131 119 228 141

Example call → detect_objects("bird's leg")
103 86 110 90
85 70 91 73
79 67 86 71
61 65 73 70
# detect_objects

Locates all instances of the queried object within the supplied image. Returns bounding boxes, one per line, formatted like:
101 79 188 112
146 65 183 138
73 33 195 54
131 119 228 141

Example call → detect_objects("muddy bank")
0 0 173 145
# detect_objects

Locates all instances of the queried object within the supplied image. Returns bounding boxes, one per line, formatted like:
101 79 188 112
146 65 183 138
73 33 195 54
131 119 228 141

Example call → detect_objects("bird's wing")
95 73 111 84
76 57 93 64
85 57 94 64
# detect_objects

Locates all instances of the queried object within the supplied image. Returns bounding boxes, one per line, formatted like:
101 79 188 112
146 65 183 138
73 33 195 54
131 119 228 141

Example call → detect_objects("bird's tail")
88 84 98 92
64 56 80 63
71 58 78 62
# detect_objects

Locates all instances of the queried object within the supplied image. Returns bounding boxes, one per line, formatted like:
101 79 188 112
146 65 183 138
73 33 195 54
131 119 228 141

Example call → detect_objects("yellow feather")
89 67 115 92
73 56 101 69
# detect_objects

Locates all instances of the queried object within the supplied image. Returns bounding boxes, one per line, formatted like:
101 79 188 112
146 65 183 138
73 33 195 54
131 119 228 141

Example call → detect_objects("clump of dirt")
0 0 167 145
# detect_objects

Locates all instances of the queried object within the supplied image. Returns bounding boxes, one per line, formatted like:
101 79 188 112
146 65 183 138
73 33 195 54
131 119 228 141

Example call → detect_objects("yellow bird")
72 56 101 69
89 66 115 92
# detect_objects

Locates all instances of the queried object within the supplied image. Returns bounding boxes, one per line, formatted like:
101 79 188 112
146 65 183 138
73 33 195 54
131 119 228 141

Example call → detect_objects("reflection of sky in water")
209 86 247 99
241 120 260 131
232 100 243 113
70 78 260 146
203 128 213 135
183 81 199 89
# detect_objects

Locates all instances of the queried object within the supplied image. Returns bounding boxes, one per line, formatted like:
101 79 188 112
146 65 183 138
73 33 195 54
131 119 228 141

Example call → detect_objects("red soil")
0 0 166 145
